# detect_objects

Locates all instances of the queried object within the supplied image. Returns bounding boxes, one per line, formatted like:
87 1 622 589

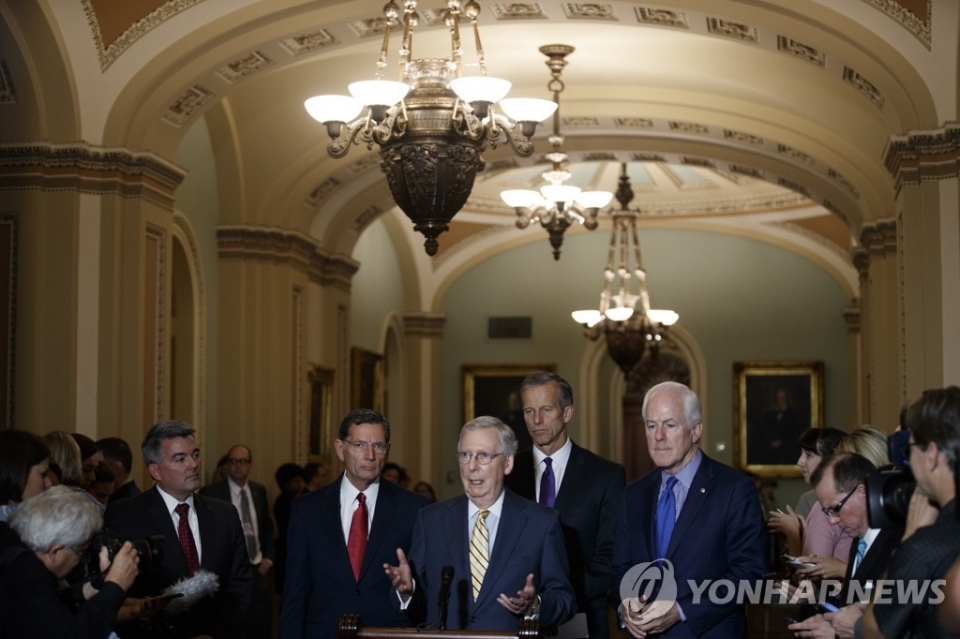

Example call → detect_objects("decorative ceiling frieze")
777 36 827 67
843 67 885 109
724 130 765 146
884 123 960 186
634 7 689 28
614 117 655 129
306 178 340 207
706 17 759 44
561 3 618 21
82 0 204 70
216 51 273 84
279 29 339 56
490 4 548 20
163 85 214 128
860 0 931 47
778 144 817 167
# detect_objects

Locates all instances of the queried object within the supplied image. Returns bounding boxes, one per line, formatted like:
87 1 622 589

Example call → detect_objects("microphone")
437 565 454 630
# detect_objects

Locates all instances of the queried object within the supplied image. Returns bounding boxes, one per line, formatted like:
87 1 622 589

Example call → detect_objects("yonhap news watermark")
620 560 945 607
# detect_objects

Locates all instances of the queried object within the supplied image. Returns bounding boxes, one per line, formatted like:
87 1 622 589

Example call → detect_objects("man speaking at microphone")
385 416 575 631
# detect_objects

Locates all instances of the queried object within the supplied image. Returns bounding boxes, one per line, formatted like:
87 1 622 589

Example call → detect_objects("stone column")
402 312 446 490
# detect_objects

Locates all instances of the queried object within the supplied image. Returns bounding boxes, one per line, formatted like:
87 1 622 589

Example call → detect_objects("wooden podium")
338 615 541 639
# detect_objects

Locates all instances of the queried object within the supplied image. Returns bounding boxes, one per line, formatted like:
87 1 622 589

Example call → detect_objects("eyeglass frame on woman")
457 451 502 465
342 439 390 455
821 483 862 517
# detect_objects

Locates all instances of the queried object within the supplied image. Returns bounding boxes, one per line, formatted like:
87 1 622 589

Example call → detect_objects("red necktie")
175 502 200 576
347 493 368 581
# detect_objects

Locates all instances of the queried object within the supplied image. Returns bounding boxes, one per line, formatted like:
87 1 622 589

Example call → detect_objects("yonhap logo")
619 560 679 607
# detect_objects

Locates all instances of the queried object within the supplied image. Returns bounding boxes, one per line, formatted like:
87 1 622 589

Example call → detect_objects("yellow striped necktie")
469 509 490 600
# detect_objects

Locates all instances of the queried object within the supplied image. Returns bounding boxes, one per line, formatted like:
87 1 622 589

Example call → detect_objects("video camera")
85 529 164 588
865 429 914 529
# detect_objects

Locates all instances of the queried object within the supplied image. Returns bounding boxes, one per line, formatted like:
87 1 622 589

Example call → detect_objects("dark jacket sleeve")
0 551 127 639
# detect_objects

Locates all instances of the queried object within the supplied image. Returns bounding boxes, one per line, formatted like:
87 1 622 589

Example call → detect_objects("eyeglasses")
457 451 503 465
821 483 862 517
67 545 90 564
342 440 390 455
228 458 252 465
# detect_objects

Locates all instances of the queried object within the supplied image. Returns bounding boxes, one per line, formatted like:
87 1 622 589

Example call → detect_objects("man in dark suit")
612 382 766 639
788 452 902 637
504 371 625 639
96 436 141 503
386 416 576 631
104 421 253 639
862 386 960 639
280 409 430 639
200 443 276 639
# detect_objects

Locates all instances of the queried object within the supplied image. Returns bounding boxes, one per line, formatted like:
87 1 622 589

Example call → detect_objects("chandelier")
500 44 613 260
304 0 557 256
571 163 679 373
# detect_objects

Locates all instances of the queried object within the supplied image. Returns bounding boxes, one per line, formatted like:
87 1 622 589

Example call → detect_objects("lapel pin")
700 488 706 493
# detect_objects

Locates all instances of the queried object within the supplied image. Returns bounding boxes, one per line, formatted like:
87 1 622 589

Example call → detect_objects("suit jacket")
505 442 625 612
612 453 767 639
200 478 276 564
407 489 576 631
279 476 431 639
110 480 141 503
837 526 902 606
0 541 128 639
104 485 254 639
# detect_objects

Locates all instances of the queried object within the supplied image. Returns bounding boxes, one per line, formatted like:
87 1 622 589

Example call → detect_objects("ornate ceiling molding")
216 226 359 290
884 123 960 187
0 142 185 207
860 0 931 48
854 217 898 280
402 313 447 338
82 0 204 70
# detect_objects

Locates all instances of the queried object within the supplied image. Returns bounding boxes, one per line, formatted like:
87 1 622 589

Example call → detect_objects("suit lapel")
477 492 525 607
194 494 217 570
320 480 356 584
856 528 900 580
665 455 715 558
553 443 585 510
361 482 396 579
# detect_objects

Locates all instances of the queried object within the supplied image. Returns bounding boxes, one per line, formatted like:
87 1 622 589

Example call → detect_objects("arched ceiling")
2 0 954 283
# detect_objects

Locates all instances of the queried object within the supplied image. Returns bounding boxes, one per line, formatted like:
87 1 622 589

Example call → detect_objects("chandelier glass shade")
572 163 679 373
304 0 557 256
501 45 613 260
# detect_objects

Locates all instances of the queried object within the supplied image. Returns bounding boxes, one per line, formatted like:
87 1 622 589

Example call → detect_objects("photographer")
861 386 960 638
0 485 139 638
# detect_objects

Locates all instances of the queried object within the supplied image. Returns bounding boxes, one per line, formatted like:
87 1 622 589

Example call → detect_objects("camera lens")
133 535 165 570
866 469 915 528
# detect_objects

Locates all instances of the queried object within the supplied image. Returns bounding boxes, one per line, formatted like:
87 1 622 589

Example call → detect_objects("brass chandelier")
304 0 557 256
500 44 613 260
572 163 679 373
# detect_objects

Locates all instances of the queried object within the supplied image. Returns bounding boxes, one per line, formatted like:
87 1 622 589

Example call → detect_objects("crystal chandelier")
571 163 679 373
304 0 557 256
500 45 613 260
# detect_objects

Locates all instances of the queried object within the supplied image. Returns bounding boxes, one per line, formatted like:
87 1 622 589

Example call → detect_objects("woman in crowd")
836 425 891 469
0 430 52 522
0 486 140 639
43 431 105 515
413 481 437 503
768 427 849 562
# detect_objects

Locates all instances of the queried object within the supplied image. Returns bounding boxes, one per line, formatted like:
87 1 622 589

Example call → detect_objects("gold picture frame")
307 365 335 462
351 347 383 412
733 361 824 477
462 364 555 426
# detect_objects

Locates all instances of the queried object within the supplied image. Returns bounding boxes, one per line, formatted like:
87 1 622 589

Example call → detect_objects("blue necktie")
539 457 556 508
656 476 679 559
855 537 867 569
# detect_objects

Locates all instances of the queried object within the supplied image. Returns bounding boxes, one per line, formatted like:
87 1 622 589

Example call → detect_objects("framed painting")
307 365 335 462
733 361 824 477
351 347 383 412
462 364 554 449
